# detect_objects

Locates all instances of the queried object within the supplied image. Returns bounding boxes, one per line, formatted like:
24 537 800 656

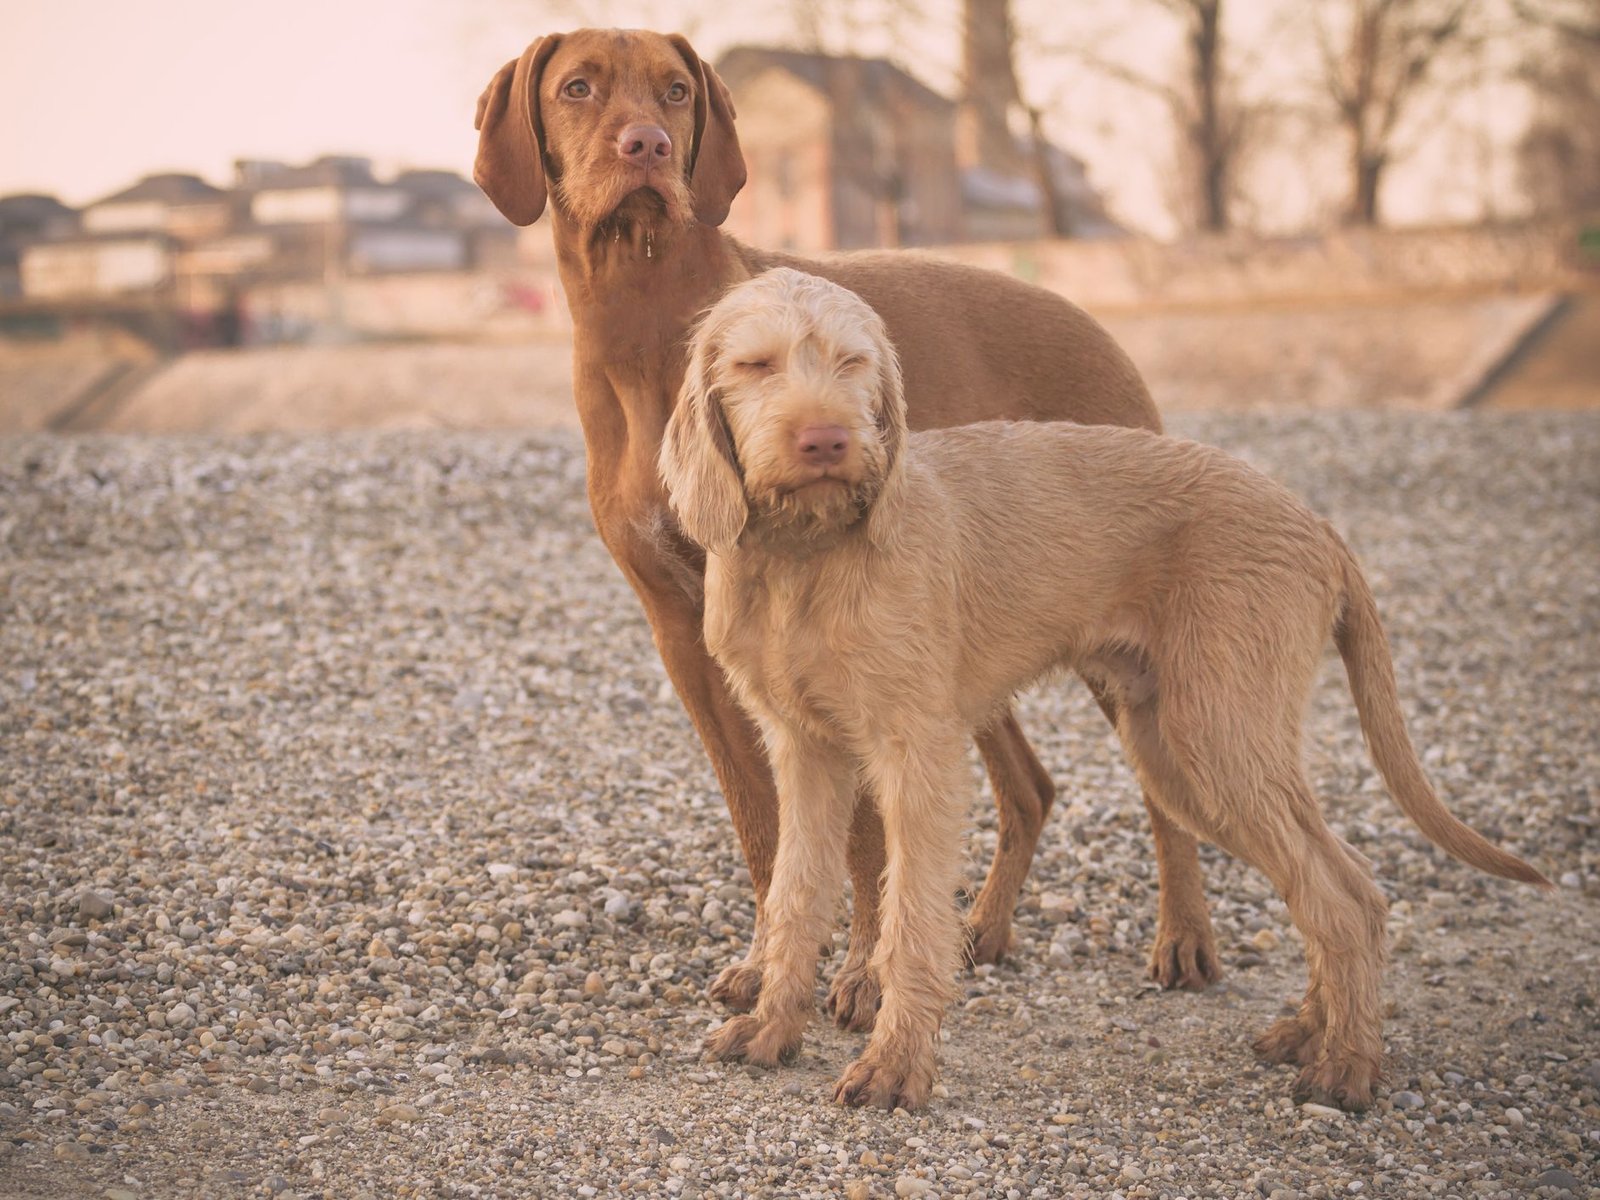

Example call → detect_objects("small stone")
583 972 606 996
105 1190 139 1200
1502 1106 1525 1127
78 890 114 920
552 910 587 929
486 862 518 880
367 936 392 959
178 920 202 941
1299 1102 1345 1120
53 1142 90 1162
1390 1090 1425 1110
1532 1168 1585 1195
1251 928 1281 952
894 1177 930 1197
166 1002 195 1026
1559 871 1582 889
603 894 634 919
845 1183 871 1200
378 1104 420 1125
860 1149 880 1168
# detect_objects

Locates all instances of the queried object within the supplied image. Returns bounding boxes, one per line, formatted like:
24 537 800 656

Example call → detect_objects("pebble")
1531 1168 1586 1194
76 889 114 920
1299 1103 1346 1120
895 1176 931 1197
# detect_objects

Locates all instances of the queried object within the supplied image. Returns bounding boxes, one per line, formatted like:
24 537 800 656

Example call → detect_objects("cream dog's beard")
746 480 874 550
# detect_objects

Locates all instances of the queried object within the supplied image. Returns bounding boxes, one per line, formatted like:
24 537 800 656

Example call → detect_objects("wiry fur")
665 269 1551 1112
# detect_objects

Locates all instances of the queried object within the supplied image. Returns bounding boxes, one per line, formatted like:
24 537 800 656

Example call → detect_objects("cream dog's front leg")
834 725 970 1110
704 718 856 1067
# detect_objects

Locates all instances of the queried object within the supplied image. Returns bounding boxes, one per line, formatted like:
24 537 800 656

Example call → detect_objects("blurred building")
716 46 1121 252
0 193 77 298
10 156 517 312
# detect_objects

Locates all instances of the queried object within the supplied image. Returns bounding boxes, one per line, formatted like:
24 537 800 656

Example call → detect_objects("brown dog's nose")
796 425 850 468
617 124 672 166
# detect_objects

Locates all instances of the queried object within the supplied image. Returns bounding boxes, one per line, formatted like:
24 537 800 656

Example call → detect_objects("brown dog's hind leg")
965 711 1055 965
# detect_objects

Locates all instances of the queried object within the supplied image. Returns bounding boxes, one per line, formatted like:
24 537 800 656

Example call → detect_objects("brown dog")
668 268 1550 1112
472 29 1218 1024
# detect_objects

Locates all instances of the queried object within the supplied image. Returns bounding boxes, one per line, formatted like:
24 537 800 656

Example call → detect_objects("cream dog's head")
660 268 907 555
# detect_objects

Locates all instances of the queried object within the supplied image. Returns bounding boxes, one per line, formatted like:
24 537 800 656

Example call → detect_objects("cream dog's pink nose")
796 425 850 467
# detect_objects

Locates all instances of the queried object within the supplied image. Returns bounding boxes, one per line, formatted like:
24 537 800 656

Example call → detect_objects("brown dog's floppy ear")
667 35 748 227
659 319 748 555
474 35 563 226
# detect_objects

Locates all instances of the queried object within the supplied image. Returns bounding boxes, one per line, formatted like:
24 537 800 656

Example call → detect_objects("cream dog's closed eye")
661 266 1548 1114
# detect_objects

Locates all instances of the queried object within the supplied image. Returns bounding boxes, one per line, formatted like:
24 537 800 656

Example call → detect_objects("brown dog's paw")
963 915 1015 967
703 1014 801 1067
832 1051 936 1111
825 962 881 1033
1146 926 1222 991
1292 1056 1380 1113
708 959 763 1012
1253 1015 1323 1067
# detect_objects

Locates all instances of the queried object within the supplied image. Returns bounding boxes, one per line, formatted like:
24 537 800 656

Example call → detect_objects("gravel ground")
1 410 1597 1200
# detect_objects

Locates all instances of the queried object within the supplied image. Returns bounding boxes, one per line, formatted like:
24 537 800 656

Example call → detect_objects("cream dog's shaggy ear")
660 329 748 554
864 310 909 550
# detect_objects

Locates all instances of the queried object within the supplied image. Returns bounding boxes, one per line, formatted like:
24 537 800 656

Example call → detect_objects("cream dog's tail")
1332 538 1551 886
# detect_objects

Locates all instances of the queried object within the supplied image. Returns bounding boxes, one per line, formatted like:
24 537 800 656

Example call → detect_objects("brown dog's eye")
839 354 867 370
666 82 689 103
735 360 773 374
562 79 591 99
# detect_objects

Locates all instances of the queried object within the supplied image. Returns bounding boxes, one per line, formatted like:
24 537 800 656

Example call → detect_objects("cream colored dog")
660 267 1548 1113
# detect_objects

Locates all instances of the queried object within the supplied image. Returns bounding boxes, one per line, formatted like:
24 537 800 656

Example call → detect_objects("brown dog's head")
473 29 746 230
660 268 907 556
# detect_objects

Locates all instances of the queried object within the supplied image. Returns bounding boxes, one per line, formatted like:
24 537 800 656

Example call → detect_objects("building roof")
716 46 952 112
245 155 382 192
393 169 479 198
90 173 225 208
0 193 77 223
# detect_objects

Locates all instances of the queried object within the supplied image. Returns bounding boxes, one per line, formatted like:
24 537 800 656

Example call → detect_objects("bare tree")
1035 0 1263 235
1515 0 1600 213
1513 0 1600 40
1312 0 1486 226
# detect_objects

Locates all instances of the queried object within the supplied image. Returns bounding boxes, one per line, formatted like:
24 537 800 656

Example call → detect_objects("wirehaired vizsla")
473 29 1217 1026
665 268 1550 1112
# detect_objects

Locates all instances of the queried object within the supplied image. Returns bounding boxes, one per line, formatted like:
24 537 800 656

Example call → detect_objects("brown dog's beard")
554 162 696 237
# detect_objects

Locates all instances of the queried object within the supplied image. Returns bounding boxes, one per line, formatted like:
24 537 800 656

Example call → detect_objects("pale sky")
0 0 1534 237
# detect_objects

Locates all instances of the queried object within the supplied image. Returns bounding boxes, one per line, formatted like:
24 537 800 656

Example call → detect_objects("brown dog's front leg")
595 508 780 1011
826 798 885 1031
